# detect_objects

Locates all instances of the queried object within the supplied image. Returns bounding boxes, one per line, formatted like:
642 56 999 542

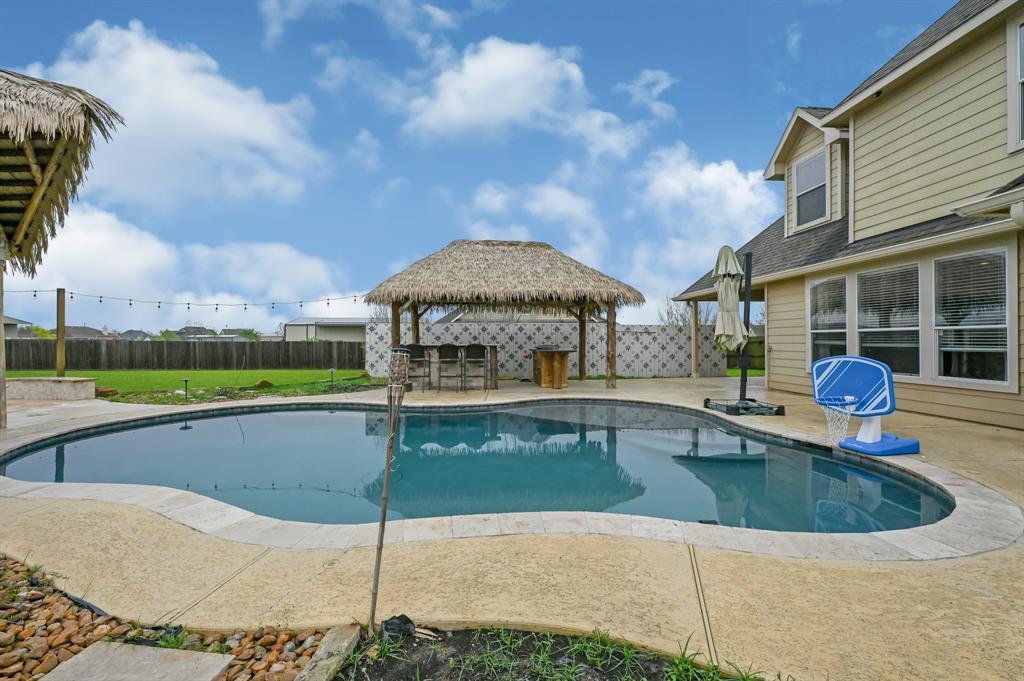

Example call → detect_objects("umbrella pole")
369 349 409 630
739 252 753 403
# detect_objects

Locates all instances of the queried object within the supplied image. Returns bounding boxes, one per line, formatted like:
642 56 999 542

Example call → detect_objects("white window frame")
1007 10 1024 153
931 246 1012 388
856 263 922 377
805 275 847 368
801 236 1019 393
791 146 831 231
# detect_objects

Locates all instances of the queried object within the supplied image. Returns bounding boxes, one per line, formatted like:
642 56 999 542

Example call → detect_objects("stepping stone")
42 641 233 681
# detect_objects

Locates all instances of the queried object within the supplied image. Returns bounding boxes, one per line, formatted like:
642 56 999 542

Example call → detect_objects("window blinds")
858 265 919 330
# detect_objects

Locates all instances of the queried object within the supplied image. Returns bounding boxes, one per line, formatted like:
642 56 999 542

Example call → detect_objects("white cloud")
786 23 803 59
5 205 366 333
314 47 418 113
615 69 677 120
465 220 530 241
472 181 515 213
624 143 779 320
522 183 607 266
404 37 645 159
346 129 381 170
259 0 315 49
262 0 466 66
26 20 325 211
422 4 457 30
371 176 408 208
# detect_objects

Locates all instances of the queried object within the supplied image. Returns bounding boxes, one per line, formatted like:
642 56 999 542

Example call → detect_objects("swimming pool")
0 401 952 532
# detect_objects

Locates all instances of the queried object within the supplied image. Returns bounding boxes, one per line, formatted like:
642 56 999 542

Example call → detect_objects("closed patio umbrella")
713 246 748 353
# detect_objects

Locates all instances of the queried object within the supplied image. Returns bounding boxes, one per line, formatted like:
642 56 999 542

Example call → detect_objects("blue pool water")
1 402 952 532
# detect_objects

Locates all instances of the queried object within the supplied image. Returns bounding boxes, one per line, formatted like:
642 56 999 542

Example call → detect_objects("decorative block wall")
364 322 725 379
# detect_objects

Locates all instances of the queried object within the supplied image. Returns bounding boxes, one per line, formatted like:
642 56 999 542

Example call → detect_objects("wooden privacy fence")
5 340 365 371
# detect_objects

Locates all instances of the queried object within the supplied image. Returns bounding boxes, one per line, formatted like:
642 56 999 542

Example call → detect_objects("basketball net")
818 396 857 446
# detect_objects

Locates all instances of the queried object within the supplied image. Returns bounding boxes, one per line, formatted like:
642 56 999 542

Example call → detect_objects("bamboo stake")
368 348 409 630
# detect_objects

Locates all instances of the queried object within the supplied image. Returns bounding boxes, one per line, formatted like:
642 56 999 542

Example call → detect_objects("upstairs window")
934 250 1008 382
795 149 827 226
858 265 919 375
809 277 846 362
1018 22 1023 144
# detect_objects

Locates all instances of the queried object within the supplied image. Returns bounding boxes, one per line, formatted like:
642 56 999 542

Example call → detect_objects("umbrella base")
704 398 785 416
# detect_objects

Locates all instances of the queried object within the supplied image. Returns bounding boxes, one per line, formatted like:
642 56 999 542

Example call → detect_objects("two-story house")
676 0 1024 428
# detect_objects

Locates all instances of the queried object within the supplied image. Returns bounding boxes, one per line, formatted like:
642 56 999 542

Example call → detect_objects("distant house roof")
55 325 105 338
119 329 152 340
285 317 369 326
178 325 216 336
825 0 1004 122
3 315 31 326
675 212 1001 301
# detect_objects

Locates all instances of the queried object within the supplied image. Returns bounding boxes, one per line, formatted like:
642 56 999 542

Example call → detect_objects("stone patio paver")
39 641 233 681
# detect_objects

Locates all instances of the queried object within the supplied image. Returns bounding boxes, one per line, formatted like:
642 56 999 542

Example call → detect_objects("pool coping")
1 395 1021 562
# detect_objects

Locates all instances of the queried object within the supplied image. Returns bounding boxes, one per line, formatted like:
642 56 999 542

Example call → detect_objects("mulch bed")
335 627 778 681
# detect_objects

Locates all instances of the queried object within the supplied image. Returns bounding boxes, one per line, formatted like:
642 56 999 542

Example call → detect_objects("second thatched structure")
363 239 645 387
0 68 122 427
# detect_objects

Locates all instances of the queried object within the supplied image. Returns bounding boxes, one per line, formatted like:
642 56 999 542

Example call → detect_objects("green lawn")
7 369 368 393
726 368 765 377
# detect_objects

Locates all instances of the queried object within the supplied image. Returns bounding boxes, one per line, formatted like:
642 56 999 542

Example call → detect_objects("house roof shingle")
676 212 1000 299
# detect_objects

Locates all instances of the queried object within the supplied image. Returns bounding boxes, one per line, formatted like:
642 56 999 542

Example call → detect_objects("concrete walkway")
1 378 1022 680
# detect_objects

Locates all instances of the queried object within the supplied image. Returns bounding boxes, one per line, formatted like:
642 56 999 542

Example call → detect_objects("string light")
5 290 361 310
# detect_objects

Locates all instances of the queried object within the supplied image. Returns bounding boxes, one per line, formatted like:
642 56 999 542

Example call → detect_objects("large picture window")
934 250 1008 382
858 265 919 375
794 149 827 226
809 277 846 362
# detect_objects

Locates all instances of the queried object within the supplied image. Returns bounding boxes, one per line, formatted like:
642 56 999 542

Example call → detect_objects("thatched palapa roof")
0 68 122 274
364 239 644 309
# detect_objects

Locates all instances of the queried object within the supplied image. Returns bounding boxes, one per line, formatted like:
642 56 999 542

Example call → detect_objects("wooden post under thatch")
56 288 66 376
0 264 6 429
690 301 700 378
410 304 420 344
390 302 402 348
605 300 616 389
577 302 587 381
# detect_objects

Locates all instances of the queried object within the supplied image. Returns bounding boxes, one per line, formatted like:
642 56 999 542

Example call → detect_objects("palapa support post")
605 299 616 389
56 288 66 377
390 301 402 348
0 259 6 430
368 348 410 630
410 304 420 344
689 300 700 378
577 301 587 381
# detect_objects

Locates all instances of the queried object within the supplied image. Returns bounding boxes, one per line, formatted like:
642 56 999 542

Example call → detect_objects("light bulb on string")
187 302 190 311
99 296 103 304
129 299 132 308
158 301 161 309
32 290 36 298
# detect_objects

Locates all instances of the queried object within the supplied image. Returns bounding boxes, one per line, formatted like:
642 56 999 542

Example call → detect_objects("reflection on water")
3 402 951 531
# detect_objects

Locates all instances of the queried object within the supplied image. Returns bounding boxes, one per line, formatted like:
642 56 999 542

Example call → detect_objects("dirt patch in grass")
337 628 789 681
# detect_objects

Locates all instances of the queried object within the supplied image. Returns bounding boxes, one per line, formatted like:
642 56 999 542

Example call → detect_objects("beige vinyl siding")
765 277 808 393
852 25 1024 241
765 231 1023 429
784 123 844 235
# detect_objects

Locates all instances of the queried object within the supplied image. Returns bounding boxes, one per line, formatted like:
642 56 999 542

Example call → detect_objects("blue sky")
2 0 950 331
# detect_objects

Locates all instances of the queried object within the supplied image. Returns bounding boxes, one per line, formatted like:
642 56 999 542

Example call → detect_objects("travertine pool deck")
1 378 1022 680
